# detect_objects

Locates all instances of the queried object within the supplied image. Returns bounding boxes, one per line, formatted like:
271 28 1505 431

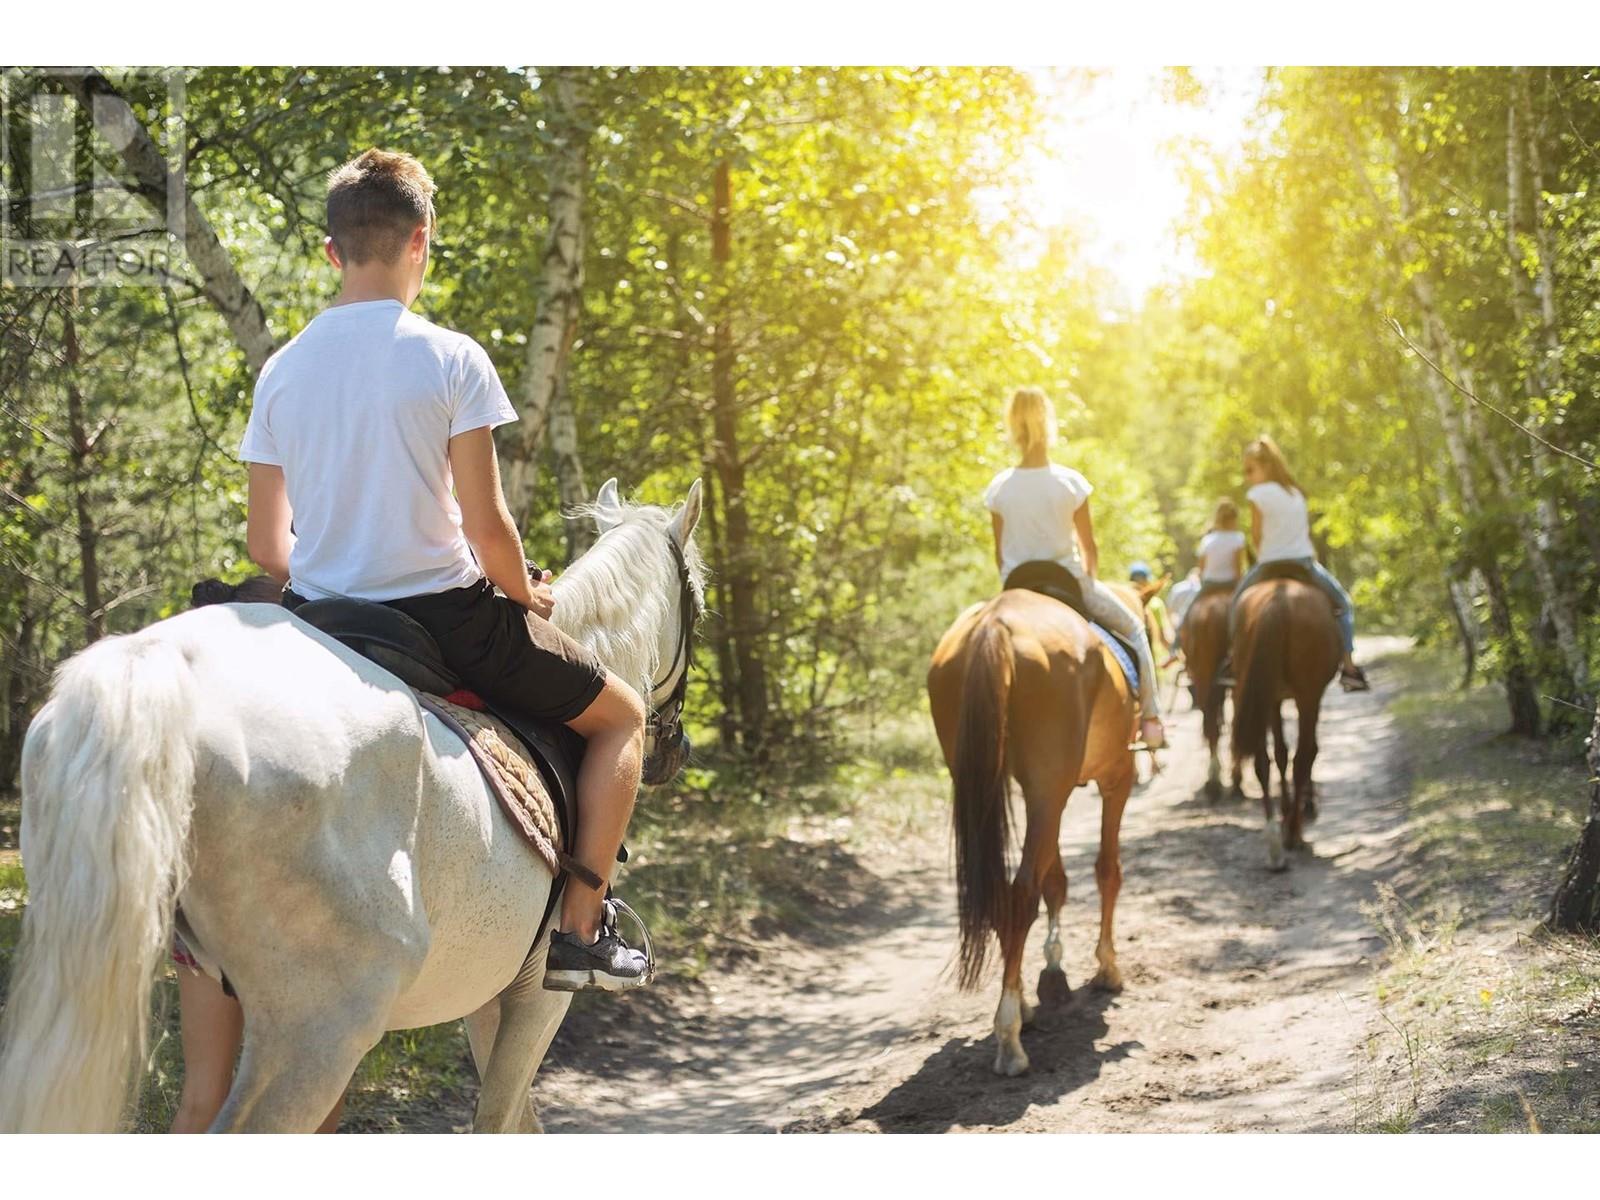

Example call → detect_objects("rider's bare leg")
172 967 345 1132
560 674 647 941
171 968 242 1133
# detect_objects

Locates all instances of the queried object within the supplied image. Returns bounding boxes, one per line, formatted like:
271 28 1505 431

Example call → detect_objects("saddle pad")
418 693 563 878
1088 622 1138 694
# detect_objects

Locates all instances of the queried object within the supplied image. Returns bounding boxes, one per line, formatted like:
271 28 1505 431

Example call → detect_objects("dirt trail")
534 636 1411 1132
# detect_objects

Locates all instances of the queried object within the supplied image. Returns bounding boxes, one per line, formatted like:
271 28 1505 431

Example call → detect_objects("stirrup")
605 893 657 985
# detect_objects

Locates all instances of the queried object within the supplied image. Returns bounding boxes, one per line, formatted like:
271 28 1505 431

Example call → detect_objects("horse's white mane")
549 495 706 704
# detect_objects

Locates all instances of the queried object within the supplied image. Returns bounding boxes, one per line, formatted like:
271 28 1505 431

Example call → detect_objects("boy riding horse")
244 149 651 988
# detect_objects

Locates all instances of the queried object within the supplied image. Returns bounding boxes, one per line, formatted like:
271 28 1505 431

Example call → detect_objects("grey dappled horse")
0 479 704 1132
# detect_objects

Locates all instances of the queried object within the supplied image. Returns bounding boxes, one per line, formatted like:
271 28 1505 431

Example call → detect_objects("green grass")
1353 643 1600 1134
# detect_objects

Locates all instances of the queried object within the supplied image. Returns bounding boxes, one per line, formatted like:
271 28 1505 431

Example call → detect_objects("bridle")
642 531 699 782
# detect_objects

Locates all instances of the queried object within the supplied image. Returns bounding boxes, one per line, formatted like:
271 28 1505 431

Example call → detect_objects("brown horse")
1180 586 1242 801
1230 579 1341 870
927 584 1138 1076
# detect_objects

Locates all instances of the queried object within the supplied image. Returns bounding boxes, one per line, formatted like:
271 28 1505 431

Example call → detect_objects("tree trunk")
710 158 767 752
71 70 278 375
63 306 104 644
1413 335 1539 734
1446 576 1478 689
547 370 593 562
1387 139 1541 732
506 67 591 531
1506 72 1591 708
0 606 42 790
699 469 742 750
1547 701 1600 933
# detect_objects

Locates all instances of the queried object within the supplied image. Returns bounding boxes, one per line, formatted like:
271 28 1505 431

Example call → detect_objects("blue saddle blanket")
1088 622 1138 694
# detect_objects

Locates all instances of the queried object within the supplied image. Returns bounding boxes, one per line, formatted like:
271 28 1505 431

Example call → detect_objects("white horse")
0 477 704 1133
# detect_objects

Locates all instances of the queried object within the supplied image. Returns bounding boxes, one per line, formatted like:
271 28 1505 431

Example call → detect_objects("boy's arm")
246 463 295 585
449 426 553 618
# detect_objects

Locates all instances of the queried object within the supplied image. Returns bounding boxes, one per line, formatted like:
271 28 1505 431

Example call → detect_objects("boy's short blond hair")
326 148 437 266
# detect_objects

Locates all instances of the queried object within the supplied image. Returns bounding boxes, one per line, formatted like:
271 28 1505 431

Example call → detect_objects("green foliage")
5 66 1597 783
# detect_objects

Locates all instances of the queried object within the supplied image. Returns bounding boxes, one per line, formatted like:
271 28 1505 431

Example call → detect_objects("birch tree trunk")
71 70 278 375
1506 71 1591 707
1387 140 1541 733
504 67 592 532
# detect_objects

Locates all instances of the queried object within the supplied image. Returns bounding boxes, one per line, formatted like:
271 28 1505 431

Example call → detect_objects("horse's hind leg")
991 778 1067 1076
1037 853 1071 1008
472 952 574 1133
1259 704 1287 872
1090 758 1134 992
211 998 391 1132
1286 693 1323 851
1271 706 1292 815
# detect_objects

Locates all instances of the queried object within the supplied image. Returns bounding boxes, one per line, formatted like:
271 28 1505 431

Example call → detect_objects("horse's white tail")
0 632 197 1131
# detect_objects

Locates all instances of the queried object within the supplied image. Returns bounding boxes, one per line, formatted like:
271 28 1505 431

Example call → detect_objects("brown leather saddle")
1002 560 1140 690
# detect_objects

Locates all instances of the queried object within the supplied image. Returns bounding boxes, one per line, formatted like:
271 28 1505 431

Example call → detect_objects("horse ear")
672 478 704 546
594 477 624 533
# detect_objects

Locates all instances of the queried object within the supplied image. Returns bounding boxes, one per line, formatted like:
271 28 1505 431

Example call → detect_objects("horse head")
557 477 706 787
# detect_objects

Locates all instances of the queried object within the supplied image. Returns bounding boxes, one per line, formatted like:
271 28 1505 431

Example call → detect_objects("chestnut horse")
1230 578 1341 870
1180 586 1241 801
927 584 1138 1076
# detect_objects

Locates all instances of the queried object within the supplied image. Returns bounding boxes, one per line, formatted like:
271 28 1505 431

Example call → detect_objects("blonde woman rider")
1232 435 1370 691
984 387 1166 748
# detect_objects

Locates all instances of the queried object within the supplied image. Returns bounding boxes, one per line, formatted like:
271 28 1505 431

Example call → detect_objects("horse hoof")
1038 965 1072 1008
1090 965 1123 993
993 1043 1031 1077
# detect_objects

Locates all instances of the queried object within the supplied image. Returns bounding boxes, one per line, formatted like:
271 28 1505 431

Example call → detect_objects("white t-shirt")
983 464 1094 582
238 299 518 602
1169 574 1201 623
1247 481 1316 563
1196 529 1247 582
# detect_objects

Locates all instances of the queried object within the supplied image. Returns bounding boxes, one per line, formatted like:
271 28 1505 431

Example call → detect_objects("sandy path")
534 636 1411 1133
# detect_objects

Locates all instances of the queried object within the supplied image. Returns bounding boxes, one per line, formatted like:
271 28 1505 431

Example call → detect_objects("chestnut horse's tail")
952 612 1015 991
1231 586 1287 764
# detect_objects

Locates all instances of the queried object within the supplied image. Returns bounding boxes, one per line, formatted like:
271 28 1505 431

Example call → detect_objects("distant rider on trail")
1229 436 1370 692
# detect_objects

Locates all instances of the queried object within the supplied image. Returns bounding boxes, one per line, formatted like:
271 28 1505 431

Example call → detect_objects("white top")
1247 481 1316 563
238 299 518 602
1169 574 1201 623
983 464 1094 582
1196 529 1247 582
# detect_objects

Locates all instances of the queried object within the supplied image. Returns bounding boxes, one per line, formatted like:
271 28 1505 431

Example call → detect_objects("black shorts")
285 578 608 725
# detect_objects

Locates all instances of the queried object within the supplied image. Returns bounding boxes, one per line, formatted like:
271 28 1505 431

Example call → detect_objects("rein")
645 532 698 753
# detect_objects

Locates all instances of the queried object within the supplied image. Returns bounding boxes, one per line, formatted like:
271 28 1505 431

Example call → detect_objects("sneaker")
544 896 655 993
1340 664 1371 692
1140 717 1166 750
